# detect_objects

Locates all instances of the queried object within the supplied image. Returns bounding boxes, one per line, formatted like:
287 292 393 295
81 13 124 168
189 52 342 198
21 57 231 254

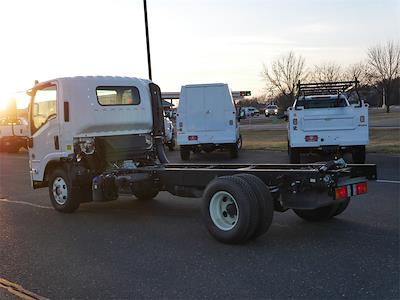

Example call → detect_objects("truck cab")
27 76 158 189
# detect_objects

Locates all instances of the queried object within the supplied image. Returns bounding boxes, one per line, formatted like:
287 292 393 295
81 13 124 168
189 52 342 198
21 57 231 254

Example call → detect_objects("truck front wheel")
48 168 80 213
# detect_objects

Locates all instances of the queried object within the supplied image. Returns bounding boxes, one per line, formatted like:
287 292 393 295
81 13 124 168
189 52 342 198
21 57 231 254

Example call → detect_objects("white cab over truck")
26 76 376 244
0 117 29 152
176 83 241 160
288 81 369 164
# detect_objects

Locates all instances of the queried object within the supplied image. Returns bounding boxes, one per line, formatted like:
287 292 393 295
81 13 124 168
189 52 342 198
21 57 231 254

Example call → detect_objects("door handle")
54 135 59 150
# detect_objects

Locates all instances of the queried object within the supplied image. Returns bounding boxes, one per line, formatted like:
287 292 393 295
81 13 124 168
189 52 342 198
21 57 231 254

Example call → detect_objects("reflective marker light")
360 116 365 123
335 186 348 200
355 182 368 195
188 135 198 141
305 135 318 142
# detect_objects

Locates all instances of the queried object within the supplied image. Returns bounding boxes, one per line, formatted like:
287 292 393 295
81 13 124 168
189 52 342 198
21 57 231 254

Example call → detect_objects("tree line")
258 40 400 113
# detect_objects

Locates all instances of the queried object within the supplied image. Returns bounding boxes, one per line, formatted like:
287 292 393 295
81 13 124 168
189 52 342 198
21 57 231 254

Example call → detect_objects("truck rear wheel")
202 176 259 244
180 146 190 161
237 134 243 150
234 174 274 239
48 168 80 213
352 145 366 164
293 203 339 222
288 146 300 164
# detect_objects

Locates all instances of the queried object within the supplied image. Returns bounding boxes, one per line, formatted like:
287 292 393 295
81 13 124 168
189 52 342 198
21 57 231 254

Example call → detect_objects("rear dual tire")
352 145 366 164
202 174 273 244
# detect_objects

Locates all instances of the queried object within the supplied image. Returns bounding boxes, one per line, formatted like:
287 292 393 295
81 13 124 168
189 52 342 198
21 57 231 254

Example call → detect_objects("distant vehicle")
241 106 260 117
0 117 29 152
264 105 278 117
164 116 175 151
287 80 369 163
176 83 241 160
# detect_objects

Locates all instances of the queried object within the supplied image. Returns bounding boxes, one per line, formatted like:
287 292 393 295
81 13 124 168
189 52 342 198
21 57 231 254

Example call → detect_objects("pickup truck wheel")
229 144 239 159
333 198 350 216
293 204 339 222
202 176 258 244
180 146 190 161
133 182 159 200
48 168 80 213
352 146 366 164
234 174 274 239
289 146 300 163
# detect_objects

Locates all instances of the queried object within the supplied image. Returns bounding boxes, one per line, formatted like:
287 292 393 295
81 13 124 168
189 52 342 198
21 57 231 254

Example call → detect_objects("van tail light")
188 135 198 141
335 186 348 200
293 118 298 125
360 116 365 123
305 135 318 142
355 182 368 195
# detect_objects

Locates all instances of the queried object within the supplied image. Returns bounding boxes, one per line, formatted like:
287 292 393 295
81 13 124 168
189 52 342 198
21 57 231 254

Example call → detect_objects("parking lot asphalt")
0 150 399 299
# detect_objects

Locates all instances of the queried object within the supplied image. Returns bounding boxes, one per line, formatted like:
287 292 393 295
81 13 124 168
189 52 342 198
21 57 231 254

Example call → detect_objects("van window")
96 86 140 106
31 85 57 134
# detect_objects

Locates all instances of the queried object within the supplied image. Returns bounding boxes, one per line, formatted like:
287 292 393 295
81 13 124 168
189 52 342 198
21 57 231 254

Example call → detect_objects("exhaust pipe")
149 82 169 164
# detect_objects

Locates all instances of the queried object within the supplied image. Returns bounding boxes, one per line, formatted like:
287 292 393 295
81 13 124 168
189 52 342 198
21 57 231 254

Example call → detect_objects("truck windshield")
296 97 347 109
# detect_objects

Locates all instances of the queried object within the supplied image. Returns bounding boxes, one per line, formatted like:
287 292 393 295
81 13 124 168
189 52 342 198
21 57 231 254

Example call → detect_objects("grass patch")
241 128 400 154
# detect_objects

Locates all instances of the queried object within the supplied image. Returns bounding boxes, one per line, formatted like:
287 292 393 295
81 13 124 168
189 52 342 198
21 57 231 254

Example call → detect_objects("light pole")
143 0 152 81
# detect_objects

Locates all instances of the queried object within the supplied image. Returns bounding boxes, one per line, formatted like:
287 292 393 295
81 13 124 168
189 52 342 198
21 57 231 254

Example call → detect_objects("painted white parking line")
0 198 52 209
376 179 400 184
0 277 48 300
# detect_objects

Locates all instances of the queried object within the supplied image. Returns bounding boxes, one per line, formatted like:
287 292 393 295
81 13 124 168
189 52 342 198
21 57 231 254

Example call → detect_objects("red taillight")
305 135 318 142
355 182 368 195
293 118 298 125
188 135 198 141
335 186 348 200
360 116 365 123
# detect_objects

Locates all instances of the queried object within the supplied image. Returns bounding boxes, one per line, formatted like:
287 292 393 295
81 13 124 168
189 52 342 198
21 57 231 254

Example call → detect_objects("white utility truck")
176 83 242 160
288 81 369 164
26 76 376 244
0 117 29 152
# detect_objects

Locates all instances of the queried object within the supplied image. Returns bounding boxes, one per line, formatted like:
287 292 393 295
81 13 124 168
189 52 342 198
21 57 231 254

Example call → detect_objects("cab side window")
31 85 57 134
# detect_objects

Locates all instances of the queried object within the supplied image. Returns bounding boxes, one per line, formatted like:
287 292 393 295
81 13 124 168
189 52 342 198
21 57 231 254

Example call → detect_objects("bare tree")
261 51 307 108
367 40 400 112
345 62 370 86
311 62 344 82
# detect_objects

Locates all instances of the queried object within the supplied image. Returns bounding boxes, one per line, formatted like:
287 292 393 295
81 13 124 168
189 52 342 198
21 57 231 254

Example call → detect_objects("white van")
176 83 241 160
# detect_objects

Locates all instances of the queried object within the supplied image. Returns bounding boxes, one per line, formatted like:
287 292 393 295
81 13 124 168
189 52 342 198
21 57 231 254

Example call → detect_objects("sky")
0 0 399 109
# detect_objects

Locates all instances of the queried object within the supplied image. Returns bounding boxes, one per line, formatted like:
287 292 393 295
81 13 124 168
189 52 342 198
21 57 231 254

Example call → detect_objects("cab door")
28 83 60 187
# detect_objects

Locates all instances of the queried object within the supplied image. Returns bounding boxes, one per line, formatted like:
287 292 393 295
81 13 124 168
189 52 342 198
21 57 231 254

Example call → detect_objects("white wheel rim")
209 191 239 231
52 177 68 205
